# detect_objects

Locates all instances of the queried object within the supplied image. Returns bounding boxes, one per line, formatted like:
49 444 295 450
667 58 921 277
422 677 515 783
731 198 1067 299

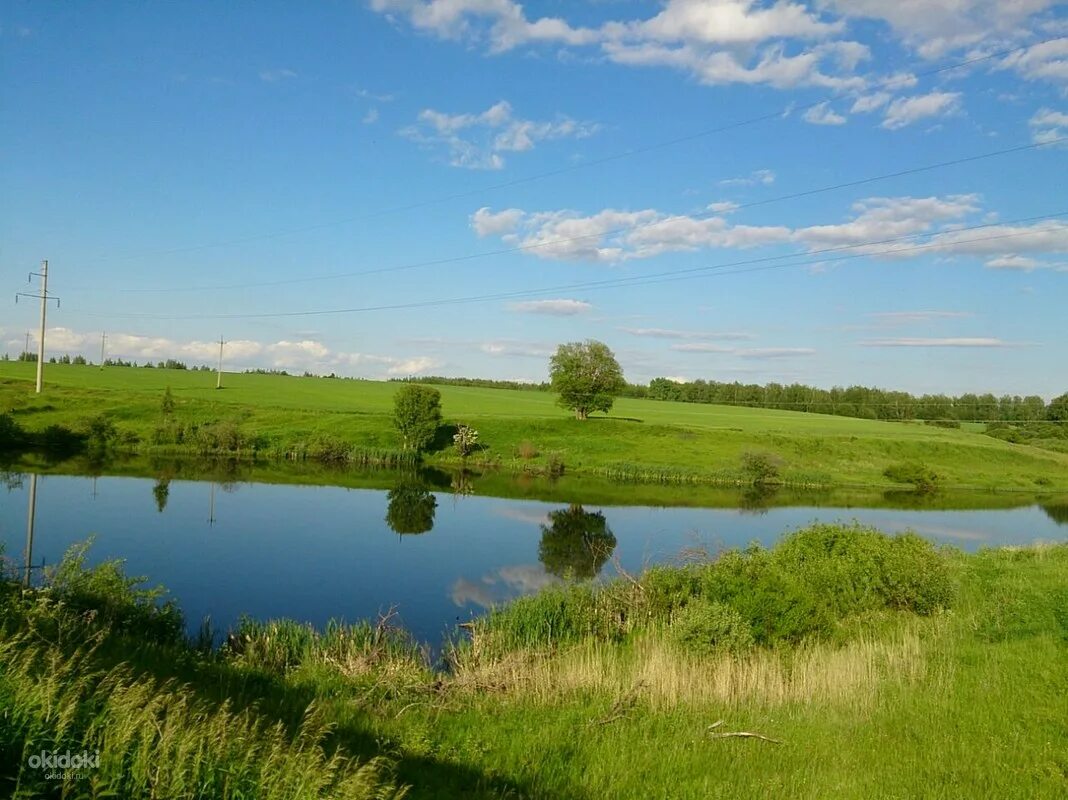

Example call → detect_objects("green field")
3 526 1066 799
2 361 1067 490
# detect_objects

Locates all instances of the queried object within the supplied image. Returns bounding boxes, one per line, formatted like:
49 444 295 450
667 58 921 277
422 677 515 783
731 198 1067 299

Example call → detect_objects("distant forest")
400 375 1067 425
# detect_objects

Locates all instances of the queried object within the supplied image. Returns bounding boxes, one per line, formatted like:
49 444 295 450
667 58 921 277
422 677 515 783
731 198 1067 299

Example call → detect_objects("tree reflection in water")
538 504 617 579
385 479 438 535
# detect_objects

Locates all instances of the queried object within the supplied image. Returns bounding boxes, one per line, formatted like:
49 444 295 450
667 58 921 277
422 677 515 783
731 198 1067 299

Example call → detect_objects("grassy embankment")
1 524 1065 798
2 362 1067 490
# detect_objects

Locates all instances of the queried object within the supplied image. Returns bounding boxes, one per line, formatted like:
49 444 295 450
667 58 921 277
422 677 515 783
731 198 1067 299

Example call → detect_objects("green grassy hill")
2 362 1066 490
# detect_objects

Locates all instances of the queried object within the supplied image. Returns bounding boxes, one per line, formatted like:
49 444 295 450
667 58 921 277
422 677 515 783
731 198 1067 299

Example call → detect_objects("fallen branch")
706 720 783 744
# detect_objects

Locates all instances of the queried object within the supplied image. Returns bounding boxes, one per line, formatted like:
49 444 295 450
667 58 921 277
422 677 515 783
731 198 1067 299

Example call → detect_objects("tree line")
644 378 1066 423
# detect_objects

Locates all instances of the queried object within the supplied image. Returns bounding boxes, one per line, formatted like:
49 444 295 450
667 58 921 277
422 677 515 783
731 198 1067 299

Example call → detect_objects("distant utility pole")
24 332 30 357
216 336 225 389
99 332 107 369
16 260 60 393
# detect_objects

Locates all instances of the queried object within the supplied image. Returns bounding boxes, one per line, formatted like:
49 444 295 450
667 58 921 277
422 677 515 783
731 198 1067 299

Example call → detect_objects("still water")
1 471 1065 645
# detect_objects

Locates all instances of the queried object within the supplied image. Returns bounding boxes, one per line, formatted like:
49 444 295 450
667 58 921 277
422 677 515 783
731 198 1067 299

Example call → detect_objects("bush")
517 441 538 460
740 451 782 484
43 539 185 645
307 436 352 463
0 413 26 450
392 385 442 452
669 601 753 655
883 461 941 492
546 452 566 478
452 424 479 458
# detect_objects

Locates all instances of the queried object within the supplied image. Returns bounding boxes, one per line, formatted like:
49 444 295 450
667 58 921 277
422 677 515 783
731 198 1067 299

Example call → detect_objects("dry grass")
451 626 929 711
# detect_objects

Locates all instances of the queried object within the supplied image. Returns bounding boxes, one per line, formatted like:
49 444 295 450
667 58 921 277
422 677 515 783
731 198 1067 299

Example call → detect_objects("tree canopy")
538 504 617 579
392 384 442 451
549 340 625 420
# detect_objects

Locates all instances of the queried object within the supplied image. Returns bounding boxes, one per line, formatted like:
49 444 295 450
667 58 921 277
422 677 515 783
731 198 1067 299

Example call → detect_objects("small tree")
161 386 176 416
453 424 479 458
1047 392 1068 422
393 384 442 451
549 340 625 420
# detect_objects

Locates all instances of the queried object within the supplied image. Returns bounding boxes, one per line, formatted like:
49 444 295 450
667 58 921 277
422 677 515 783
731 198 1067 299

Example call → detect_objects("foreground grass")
1 525 1065 798
3 363 1067 490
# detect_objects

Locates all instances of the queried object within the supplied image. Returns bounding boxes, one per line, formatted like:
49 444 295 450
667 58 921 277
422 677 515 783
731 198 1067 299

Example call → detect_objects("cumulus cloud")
802 101 847 125
850 91 891 113
506 299 593 315
880 91 962 129
1000 37 1068 88
400 100 597 169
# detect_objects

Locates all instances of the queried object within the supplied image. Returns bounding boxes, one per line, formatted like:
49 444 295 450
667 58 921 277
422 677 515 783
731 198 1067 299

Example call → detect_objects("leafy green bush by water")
883 461 941 492
668 602 753 655
471 523 957 656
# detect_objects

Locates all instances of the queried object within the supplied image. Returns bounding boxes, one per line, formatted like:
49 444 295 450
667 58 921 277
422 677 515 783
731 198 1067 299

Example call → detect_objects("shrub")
741 451 782 485
883 461 941 492
43 539 185 645
452 424 479 458
669 601 753 655
392 385 442 452
517 441 539 460
84 414 118 456
546 452 566 478
161 386 176 415
0 413 26 450
307 436 352 463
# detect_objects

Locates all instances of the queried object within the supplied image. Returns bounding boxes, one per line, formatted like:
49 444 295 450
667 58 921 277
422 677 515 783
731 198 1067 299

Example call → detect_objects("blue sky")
2 1 1066 396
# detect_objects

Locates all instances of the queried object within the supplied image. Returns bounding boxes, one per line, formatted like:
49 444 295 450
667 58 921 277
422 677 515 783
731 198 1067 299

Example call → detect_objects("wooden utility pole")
100 332 107 369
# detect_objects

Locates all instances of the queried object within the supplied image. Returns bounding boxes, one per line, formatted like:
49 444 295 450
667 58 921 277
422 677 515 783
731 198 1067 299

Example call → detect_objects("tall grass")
0 634 406 799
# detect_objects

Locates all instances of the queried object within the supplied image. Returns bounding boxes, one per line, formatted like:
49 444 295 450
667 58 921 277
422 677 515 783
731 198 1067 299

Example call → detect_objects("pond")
1 465 1065 646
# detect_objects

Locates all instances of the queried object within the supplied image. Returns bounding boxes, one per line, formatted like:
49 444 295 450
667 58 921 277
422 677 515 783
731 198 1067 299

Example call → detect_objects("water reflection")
538 504 617 579
1042 503 1068 525
451 564 556 609
153 478 171 513
385 479 437 535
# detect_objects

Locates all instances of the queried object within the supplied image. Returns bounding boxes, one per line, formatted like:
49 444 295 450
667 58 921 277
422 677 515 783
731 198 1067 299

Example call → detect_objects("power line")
58 135 1067 295
62 212 1068 321
63 36 1065 267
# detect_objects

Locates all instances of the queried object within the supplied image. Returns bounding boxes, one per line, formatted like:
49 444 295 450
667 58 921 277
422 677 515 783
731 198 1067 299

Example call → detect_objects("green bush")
740 451 782 485
42 540 185 645
668 601 753 655
883 461 941 492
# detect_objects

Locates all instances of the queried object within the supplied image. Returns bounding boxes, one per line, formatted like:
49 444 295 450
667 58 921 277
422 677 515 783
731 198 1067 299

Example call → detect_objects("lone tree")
538 504 617 579
393 384 442 451
549 340 625 420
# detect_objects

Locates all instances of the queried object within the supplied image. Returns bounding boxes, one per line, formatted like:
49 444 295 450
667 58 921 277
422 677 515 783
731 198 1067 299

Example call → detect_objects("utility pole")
24 332 30 358
216 336 224 389
100 332 107 369
16 260 60 393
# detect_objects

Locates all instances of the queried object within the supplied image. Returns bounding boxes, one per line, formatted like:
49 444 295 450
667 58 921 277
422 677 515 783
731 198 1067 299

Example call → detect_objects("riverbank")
3 365 1068 491
2 525 1066 798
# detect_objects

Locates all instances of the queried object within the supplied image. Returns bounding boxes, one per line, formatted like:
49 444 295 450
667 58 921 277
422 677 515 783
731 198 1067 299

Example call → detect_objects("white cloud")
479 340 555 358
850 91 891 113
708 201 740 213
259 68 297 82
401 100 598 169
469 194 1068 269
860 337 1016 348
881 91 962 129
362 108 380 124
1028 107 1068 145
802 101 847 125
719 169 775 186
506 299 593 315
822 0 1057 58
1000 37 1068 87
18 327 438 378
986 254 1041 270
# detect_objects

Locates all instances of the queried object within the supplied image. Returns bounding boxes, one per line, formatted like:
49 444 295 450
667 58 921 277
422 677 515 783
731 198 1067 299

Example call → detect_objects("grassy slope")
2 362 1067 490
2 535 1066 799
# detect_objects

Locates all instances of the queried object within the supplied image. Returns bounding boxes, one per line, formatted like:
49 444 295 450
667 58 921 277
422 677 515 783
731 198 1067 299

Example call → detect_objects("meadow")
1 525 1065 799
2 361 1067 490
